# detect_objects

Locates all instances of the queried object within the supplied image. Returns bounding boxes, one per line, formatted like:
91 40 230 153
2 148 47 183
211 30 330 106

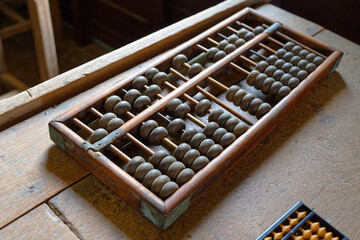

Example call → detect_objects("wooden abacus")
49 7 343 229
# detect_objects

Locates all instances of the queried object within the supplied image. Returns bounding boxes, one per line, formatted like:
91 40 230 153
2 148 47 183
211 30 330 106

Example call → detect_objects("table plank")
0 204 78 240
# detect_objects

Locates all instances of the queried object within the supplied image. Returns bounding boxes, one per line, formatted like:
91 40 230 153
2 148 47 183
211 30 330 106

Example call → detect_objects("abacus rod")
73 117 93 134
216 32 228 39
196 44 208 52
126 133 154 155
186 113 206 128
230 62 250 75
259 43 276 54
240 55 257 66
207 37 218 45
162 137 178 149
207 76 228 91
249 49 267 60
164 81 198 105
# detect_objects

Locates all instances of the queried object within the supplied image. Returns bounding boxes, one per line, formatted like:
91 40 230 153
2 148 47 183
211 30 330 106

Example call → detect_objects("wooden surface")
0 3 359 239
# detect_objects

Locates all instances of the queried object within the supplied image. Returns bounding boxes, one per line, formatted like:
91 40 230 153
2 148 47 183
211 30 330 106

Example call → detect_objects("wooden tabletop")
0 2 359 239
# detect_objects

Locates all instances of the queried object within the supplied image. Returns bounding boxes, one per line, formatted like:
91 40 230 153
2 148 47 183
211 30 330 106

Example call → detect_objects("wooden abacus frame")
49 7 342 229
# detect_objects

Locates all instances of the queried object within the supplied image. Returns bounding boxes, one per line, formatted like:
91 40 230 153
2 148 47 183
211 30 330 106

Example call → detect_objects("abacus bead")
206 47 219 61
206 144 223 160
189 133 206 149
274 59 285 69
305 53 316 62
297 70 308 81
167 162 186 180
224 44 236 54
174 103 190 118
276 86 291 101
240 93 255 111
153 72 168 86
313 56 324 66
105 95 121 112
149 127 168 145
289 66 301 77
220 132 236 147
134 162 153 182
132 76 148 90
89 128 108 143
124 89 141 105
283 42 295 51
255 61 269 72
275 49 287 58
217 112 232 127
172 54 187 70
144 84 161 100
167 118 186 137
195 99 212 117
288 77 300 89
203 122 219 138
217 39 229 50
106 118 124 132
181 128 198 143
228 34 239 44
233 122 248 137
99 112 117 128
113 101 131 116
151 175 170 195
234 38 246 47
145 68 159 80
176 168 194 186
297 59 309 70
150 150 168 167
173 143 191 161
261 77 275 94
291 45 302 55
158 156 176 173
212 128 227 143
267 55 278 65
244 32 255 41
226 85 241 101
282 62 293 72
142 169 162 188
273 69 285 81
182 149 200 167
248 98 263 115
188 63 202 78
305 63 316 73
253 73 267 89
237 28 248 38
213 50 226 62
246 70 260 86
191 156 209 172
126 156 145 175
280 73 292 85
253 26 264 35
233 89 247 106
264 65 277 76
283 52 294 62
208 108 224 122
256 103 271 119
133 95 151 111
198 139 215 155
290 56 302 66
140 120 158 139
298 49 309 58
224 117 240 132
166 98 182 115
268 81 283 99
159 181 178 199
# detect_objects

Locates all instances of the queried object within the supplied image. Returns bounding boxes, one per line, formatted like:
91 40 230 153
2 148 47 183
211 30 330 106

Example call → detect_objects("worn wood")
0 204 79 240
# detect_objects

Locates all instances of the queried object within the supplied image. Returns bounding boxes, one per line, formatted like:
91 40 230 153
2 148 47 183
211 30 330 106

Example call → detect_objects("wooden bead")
206 144 223 160
126 156 145 175
159 181 178 199
191 156 209 172
175 168 194 186
224 117 240 132
276 86 291 101
256 103 271 119
234 38 246 47
195 99 211 117
150 150 167 167
226 85 241 102
217 39 229 50
217 112 232 127
237 28 248 38
268 81 283 99
132 76 148 90
289 66 301 77
174 103 190 118
167 162 186 180
261 77 275 94
298 49 309 59
173 143 191 161
140 120 158 139
244 32 255 41
297 59 309 70
228 34 239 44
113 101 131 116
296 70 308 81
181 128 198 143
189 133 206 149
283 51 294 62
133 95 151 111
124 89 141 105
182 149 200 167
280 73 292 85
233 122 248 137
149 127 168 145
288 77 300 89
240 93 255 111
219 132 236 147
99 112 117 128
206 47 219 61
89 128 108 143
274 59 286 69
150 175 170 195
255 61 269 72
305 63 316 73
172 54 188 70
313 56 324 66
166 98 182 115
145 67 159 81
105 95 121 112
290 56 302 66
106 118 124 132
158 156 176 173
167 118 185 137
153 72 168 86
208 108 224 122
291 45 302 55
134 162 153 182
275 49 287 58
213 50 226 62
246 70 260 86
305 53 316 62
198 139 215 155
267 55 279 65
144 84 161 100
254 73 267 89
188 63 202 78
281 62 293 73
264 65 277 76
273 69 285 81
253 26 264 35
203 122 219 138
142 169 162 188
233 89 247 106
224 44 236 54
248 98 263 115
283 42 295 51
212 128 227 143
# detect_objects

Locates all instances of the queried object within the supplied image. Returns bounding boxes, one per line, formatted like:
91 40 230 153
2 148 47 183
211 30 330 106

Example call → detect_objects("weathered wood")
0 204 79 240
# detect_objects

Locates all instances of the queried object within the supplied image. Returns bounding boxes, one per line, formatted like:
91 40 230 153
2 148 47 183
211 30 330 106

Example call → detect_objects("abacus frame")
49 7 343 229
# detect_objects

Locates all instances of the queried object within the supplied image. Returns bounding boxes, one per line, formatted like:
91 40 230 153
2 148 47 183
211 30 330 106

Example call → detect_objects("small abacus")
256 201 349 240
49 7 342 229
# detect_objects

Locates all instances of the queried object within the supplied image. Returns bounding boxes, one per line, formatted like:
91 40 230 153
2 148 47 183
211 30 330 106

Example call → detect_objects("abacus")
49 7 343 229
256 201 349 240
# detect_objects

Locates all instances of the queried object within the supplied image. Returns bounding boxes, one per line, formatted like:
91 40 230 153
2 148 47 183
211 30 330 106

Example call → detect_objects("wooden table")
0 1 359 239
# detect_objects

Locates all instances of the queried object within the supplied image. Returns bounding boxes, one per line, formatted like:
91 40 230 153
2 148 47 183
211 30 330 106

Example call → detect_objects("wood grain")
0 204 79 240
